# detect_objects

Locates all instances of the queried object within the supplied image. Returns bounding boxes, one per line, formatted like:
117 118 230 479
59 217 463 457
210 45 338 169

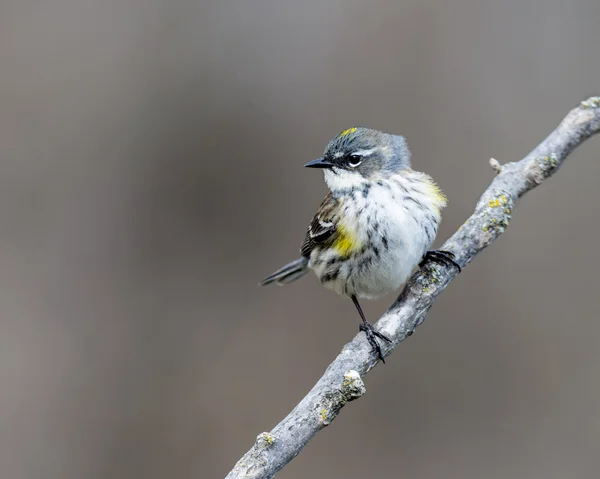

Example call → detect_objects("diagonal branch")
225 97 600 479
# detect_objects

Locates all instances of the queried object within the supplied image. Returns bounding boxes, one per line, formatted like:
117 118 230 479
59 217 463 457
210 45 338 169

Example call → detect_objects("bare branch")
225 97 600 479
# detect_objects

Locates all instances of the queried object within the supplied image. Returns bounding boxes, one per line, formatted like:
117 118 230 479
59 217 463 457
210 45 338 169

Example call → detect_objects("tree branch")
225 97 600 479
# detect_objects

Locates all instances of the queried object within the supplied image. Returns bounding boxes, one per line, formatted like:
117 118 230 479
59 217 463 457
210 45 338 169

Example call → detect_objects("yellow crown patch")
339 127 358 137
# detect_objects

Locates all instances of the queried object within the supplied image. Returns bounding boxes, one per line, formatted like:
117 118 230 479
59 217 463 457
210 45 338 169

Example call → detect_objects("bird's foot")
359 322 391 363
419 250 461 273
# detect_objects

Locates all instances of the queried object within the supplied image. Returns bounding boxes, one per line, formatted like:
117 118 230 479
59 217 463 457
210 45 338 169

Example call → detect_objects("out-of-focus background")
1 1 600 478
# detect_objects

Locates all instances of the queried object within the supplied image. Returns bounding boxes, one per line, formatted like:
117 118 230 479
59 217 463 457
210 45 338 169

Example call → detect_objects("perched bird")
261 127 459 362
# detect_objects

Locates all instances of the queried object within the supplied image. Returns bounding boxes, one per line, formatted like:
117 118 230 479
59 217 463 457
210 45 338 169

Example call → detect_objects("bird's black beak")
304 157 334 169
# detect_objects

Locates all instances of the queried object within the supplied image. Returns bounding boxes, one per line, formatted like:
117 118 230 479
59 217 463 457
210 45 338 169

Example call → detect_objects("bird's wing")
300 192 339 258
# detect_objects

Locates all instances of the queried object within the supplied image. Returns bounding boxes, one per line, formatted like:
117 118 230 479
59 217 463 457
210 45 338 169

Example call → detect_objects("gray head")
304 127 411 179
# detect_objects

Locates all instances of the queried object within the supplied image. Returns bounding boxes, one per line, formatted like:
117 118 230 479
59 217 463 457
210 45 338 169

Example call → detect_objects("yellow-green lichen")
581 97 600 109
483 216 509 235
318 373 366 426
318 391 344 426
341 370 366 400
256 432 275 448
541 154 558 168
482 193 512 237
416 261 446 293
488 195 508 208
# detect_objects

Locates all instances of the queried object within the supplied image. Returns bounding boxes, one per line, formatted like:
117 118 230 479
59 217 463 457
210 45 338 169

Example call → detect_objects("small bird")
261 127 459 362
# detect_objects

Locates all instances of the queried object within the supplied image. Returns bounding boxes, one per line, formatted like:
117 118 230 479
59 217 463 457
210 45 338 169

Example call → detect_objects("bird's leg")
419 250 462 272
351 295 390 363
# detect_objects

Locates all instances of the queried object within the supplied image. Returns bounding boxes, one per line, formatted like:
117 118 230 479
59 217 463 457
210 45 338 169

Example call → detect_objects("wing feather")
300 193 339 258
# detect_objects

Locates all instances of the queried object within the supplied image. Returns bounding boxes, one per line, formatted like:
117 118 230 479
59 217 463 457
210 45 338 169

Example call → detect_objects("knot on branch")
230 433 275 478
318 370 366 426
256 432 276 449
489 158 503 174
342 370 366 400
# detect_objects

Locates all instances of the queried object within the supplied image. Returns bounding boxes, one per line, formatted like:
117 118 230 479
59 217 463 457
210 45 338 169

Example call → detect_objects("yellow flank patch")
332 222 361 257
424 179 447 213
339 127 357 137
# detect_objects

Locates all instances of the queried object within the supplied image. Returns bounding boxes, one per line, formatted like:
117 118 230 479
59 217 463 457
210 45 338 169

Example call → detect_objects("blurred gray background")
1 1 600 478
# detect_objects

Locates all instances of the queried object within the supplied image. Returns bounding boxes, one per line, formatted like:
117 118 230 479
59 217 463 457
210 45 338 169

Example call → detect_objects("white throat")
323 168 366 192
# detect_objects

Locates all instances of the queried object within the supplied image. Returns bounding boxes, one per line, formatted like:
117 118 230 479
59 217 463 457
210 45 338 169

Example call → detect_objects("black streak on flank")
321 269 339 283
326 257 339 267
393 180 408 194
405 196 425 211
360 254 372 269
425 227 433 245
382 236 389 249
373 246 380 258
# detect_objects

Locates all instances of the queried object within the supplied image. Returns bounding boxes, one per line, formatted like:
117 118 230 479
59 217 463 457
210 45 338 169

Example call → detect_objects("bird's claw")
419 250 462 273
359 322 391 363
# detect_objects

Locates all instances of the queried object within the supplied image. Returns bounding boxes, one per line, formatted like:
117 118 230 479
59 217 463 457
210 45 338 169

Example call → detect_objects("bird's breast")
315 175 443 298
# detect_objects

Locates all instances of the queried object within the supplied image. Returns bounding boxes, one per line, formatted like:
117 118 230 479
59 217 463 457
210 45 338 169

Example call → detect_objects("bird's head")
304 127 411 191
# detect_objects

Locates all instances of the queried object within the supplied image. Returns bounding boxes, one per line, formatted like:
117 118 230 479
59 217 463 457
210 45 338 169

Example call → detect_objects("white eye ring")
348 155 363 168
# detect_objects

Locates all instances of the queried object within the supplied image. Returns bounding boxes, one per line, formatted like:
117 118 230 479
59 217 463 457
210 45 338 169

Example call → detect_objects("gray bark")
225 97 600 479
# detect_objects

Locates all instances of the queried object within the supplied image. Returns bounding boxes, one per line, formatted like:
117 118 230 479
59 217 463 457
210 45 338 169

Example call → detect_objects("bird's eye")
347 155 363 168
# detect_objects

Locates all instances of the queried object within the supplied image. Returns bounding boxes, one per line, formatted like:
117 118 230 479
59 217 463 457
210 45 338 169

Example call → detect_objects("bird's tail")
260 257 309 286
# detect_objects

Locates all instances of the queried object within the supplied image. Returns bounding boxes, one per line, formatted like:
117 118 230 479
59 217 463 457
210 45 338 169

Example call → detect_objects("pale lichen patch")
528 153 559 184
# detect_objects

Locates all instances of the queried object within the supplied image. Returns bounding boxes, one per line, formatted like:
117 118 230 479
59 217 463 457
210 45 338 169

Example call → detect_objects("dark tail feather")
260 257 309 286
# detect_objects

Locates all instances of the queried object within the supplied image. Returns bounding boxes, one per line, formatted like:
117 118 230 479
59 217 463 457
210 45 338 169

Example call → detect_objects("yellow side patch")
332 222 362 257
339 127 357 137
424 179 447 213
